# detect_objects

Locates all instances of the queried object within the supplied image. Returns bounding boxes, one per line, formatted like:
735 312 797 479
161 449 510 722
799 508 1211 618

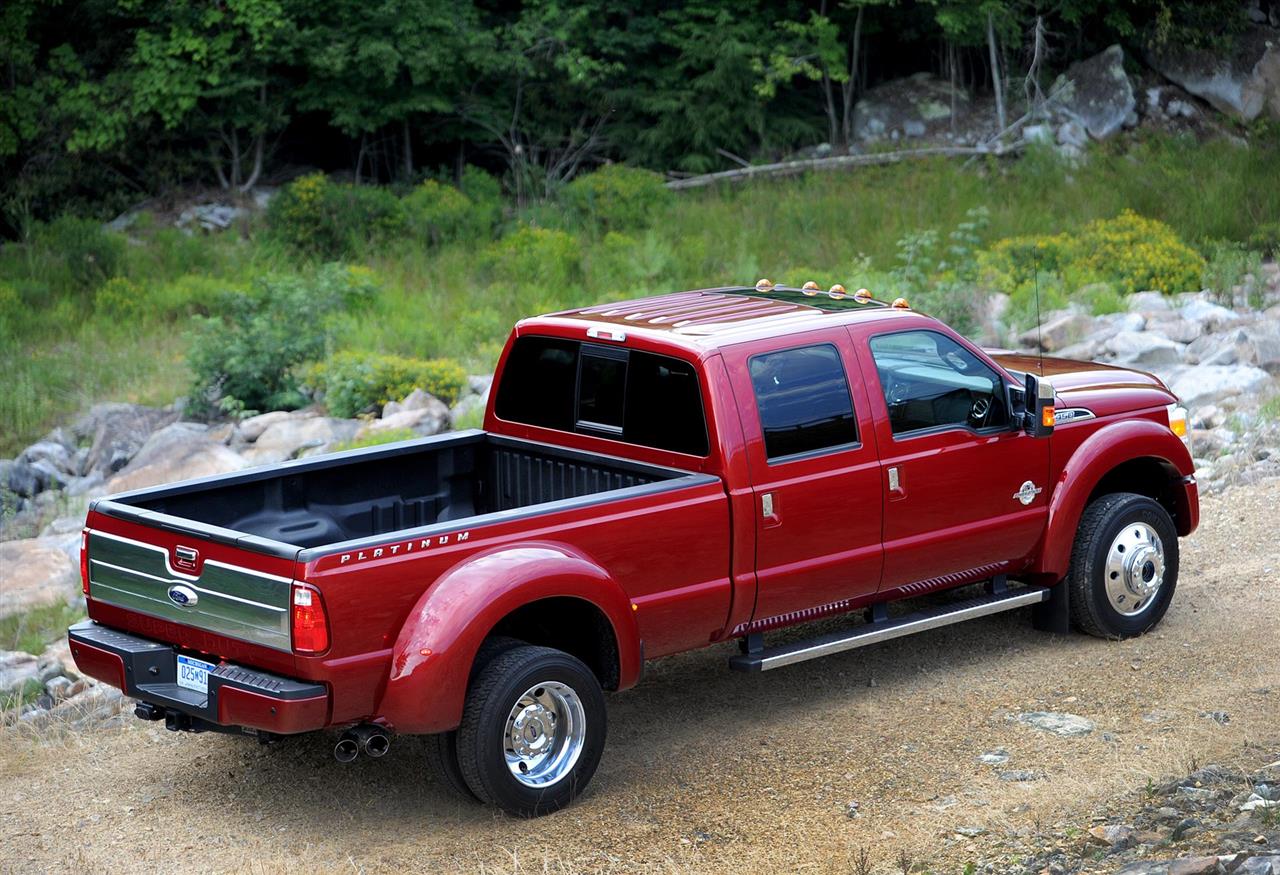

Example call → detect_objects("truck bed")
94 430 703 555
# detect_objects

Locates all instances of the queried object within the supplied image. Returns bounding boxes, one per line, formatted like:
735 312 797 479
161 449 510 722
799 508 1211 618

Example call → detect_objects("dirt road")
3 480 1278 874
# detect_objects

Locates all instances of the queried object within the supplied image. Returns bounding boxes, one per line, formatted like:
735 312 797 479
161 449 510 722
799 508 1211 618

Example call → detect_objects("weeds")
0 602 86 654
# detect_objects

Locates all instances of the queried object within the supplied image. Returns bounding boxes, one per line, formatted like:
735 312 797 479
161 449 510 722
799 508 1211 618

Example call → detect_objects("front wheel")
456 645 606 817
1067 492 1179 639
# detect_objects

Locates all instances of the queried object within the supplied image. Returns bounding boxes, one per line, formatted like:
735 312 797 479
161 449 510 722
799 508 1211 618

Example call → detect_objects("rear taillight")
80 529 90 595
291 584 330 654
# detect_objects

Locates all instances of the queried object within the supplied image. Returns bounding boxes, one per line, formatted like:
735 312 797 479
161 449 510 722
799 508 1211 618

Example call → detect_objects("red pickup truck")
69 282 1198 816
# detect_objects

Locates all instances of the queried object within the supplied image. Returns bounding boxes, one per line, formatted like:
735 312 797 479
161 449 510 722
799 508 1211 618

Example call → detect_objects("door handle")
761 492 782 528
887 466 907 500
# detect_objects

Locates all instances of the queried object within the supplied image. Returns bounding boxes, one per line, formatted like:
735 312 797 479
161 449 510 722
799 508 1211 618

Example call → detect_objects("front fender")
376 542 641 734
1033 418 1195 580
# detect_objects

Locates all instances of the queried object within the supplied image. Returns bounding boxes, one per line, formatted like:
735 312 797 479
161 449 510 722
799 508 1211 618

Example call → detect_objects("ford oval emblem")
167 584 198 607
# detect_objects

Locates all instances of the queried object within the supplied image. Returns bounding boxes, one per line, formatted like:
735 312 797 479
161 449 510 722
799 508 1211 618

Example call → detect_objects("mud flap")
1032 582 1072 634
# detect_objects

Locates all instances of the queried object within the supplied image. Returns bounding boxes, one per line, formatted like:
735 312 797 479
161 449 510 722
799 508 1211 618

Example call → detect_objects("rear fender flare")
376 542 640 734
1034 419 1194 580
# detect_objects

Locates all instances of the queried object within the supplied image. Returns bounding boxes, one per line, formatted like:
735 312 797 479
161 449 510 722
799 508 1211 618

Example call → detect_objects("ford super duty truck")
69 282 1198 816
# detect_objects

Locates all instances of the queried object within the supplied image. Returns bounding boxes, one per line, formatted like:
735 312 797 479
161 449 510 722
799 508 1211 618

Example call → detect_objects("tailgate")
86 527 296 653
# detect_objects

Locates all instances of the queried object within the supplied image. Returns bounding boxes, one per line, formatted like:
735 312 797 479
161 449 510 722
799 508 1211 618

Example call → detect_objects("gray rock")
241 416 359 464
466 374 494 397
1015 711 1096 737
852 72 963 141
1169 365 1272 407
0 538 79 619
363 398 451 439
44 675 87 702
1025 123 1054 144
1147 24 1280 121
903 119 927 137
1129 291 1173 313
1182 298 1242 330
1106 330 1185 366
1145 317 1203 344
73 403 180 477
977 749 1010 765
450 393 487 427
0 650 40 692
236 410 294 443
19 439 76 478
999 769 1040 782
1238 855 1280 874
1019 312 1097 352
176 202 247 232
5 458 45 497
382 388 442 418
1056 120 1088 149
105 422 250 493
1051 45 1136 140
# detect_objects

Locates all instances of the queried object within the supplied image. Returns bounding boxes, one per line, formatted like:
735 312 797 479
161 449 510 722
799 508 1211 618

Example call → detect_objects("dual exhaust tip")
334 724 390 762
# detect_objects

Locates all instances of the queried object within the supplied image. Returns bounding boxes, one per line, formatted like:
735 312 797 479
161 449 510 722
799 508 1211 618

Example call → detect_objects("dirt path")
3 481 1278 874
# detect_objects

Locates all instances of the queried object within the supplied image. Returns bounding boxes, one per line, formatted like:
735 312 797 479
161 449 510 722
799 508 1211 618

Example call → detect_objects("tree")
290 0 482 182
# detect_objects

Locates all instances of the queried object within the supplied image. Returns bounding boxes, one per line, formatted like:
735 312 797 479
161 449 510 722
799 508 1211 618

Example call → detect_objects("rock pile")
996 269 1280 494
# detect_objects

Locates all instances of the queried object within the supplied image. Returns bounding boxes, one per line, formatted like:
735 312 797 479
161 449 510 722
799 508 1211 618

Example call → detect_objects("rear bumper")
68 620 329 735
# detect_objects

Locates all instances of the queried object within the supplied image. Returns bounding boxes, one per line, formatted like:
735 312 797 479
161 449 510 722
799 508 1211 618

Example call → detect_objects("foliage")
1247 222 1280 258
1202 241 1264 307
305 351 466 417
93 276 146 319
403 180 494 245
561 165 673 232
185 264 379 415
266 174 406 258
330 427 419 452
983 210 1205 325
886 207 991 334
0 602 86 655
31 217 125 293
484 225 581 288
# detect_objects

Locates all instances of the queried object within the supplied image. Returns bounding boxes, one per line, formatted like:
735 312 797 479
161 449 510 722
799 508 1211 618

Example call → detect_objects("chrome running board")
729 584 1051 672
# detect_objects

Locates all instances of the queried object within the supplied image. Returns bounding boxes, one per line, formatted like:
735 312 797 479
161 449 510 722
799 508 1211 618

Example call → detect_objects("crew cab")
69 282 1198 816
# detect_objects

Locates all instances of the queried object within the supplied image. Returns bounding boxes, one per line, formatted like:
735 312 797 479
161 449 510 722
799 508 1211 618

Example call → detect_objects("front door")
724 332 883 629
859 327 1050 594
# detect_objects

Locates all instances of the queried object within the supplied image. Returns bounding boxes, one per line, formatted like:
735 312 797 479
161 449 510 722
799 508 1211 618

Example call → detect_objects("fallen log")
664 141 1027 191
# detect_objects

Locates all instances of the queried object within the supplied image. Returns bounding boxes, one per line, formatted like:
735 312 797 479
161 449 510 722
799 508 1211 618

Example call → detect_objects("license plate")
176 654 215 695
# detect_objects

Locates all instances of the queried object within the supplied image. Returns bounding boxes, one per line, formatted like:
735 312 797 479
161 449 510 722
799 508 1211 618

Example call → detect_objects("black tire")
456 645 606 817
423 636 526 802
1067 492 1179 639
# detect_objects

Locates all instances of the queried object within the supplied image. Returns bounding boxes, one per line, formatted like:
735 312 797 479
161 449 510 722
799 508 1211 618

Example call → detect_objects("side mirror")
1023 373 1055 438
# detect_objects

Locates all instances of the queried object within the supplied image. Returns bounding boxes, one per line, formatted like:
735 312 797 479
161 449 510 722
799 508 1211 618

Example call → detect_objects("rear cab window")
494 336 710 457
748 343 858 461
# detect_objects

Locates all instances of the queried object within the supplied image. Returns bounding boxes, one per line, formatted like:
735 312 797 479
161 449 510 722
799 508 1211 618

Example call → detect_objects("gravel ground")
2 480 1278 874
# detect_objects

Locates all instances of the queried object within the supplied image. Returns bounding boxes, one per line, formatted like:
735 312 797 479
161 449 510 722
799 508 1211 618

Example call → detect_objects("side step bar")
729 584 1051 672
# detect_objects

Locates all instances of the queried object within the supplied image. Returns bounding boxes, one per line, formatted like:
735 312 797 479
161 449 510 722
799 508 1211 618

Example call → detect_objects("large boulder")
1181 298 1241 331
359 391 451 441
1050 45 1136 140
0 538 79 619
240 415 359 464
1147 24 1280 121
0 650 41 693
1105 330 1185 366
72 403 180 477
1018 311 1098 352
1169 364 1272 407
104 422 249 493
852 72 965 141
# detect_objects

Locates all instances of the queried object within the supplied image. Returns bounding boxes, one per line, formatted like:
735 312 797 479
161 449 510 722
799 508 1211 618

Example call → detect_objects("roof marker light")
801 281 820 296
755 278 774 291
891 297 911 309
853 288 872 303
827 284 847 300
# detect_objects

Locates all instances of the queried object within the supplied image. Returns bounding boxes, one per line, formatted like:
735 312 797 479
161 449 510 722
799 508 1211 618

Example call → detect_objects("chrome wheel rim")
503 680 586 788
1104 522 1165 616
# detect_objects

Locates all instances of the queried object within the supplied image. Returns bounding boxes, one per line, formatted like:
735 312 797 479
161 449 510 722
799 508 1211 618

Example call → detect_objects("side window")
868 331 1009 437
749 344 858 460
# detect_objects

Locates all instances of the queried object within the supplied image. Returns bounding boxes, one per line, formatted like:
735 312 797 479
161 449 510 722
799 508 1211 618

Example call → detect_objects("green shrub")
0 282 28 338
1202 241 1264 307
485 225 580 287
330 427 418 452
305 351 467 417
460 166 505 231
32 216 125 292
94 276 146 319
562 164 672 232
1247 222 1280 257
186 264 379 415
403 180 494 244
266 173 407 258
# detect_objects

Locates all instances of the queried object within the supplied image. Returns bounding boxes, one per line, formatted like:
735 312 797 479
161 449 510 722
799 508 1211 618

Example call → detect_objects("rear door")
722 331 883 628
857 326 1050 593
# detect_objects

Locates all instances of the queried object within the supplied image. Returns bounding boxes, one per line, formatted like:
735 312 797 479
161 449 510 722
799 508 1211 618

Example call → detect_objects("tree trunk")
240 133 264 192
949 41 958 134
355 133 367 184
229 128 241 190
987 11 1006 133
840 5 865 147
402 119 413 180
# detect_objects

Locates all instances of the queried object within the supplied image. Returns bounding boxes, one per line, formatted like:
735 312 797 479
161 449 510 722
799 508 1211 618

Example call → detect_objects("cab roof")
526 285 924 353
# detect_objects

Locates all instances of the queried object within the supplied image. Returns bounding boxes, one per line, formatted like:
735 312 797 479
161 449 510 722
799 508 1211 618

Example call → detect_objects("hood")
986 351 1176 404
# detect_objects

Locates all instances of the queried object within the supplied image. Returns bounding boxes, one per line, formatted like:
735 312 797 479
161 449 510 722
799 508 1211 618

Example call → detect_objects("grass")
0 602 86 655
2 131 1278 455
